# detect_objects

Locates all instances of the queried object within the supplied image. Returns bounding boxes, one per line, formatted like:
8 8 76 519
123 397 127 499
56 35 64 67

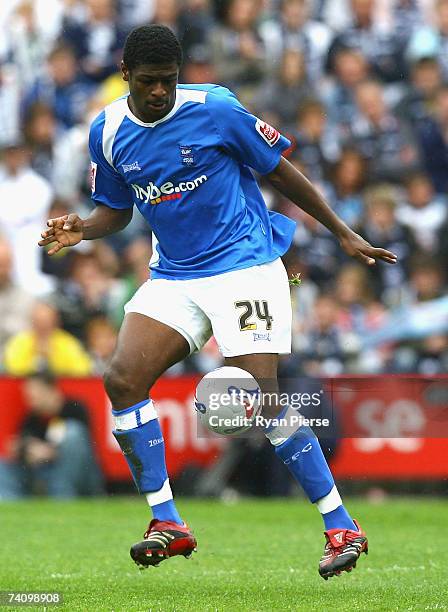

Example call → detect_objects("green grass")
1 498 447 611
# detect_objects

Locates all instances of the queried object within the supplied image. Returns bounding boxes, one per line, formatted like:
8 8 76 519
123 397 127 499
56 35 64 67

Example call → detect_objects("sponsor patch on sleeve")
255 119 280 147
90 162 97 193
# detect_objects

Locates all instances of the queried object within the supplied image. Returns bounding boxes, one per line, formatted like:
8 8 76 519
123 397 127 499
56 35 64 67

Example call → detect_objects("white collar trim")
124 88 207 128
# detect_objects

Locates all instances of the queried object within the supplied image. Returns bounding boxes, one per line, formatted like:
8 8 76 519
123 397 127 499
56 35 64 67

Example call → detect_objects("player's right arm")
39 108 135 256
38 206 133 255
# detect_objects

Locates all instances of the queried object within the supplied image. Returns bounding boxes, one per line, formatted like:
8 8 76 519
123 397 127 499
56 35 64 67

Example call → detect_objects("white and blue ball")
194 366 262 436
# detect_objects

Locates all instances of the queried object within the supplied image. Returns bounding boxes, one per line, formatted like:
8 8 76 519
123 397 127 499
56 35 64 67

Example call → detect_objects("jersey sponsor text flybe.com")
131 174 208 205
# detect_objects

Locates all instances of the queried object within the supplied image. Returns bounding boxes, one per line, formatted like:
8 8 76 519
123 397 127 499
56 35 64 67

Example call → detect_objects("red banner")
0 376 225 480
327 376 448 478
1 376 447 480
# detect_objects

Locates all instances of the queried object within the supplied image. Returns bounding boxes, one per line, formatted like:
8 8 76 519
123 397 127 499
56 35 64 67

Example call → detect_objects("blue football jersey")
89 84 296 279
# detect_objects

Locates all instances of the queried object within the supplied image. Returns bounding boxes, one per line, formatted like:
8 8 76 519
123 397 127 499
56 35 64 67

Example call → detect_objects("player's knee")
103 362 136 406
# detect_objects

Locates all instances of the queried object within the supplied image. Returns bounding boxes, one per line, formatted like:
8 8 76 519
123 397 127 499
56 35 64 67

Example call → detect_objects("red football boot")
318 520 368 580
130 519 197 568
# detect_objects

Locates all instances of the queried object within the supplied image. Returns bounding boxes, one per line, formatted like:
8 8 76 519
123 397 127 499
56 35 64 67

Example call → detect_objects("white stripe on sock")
113 400 157 430
146 478 173 507
264 405 303 446
315 485 342 514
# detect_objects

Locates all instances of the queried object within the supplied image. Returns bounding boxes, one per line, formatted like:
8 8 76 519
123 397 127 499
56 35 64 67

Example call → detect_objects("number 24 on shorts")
235 300 273 331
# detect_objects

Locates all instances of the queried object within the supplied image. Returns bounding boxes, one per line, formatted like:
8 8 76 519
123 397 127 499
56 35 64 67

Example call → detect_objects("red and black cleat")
130 519 197 568
318 520 368 580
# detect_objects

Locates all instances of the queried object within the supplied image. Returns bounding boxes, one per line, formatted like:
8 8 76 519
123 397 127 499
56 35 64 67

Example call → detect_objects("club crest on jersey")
255 119 280 147
179 145 195 166
122 161 141 173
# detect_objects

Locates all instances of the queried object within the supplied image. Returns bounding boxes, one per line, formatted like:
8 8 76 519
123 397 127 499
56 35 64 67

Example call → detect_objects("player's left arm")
266 157 398 266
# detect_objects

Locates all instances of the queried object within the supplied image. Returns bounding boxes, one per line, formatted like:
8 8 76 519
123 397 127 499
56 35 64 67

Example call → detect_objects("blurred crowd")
0 0 447 378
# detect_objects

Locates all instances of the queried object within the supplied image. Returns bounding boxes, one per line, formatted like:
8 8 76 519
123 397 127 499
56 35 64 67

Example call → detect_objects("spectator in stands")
334 262 388 372
320 0 354 31
388 331 448 374
85 316 118 374
292 215 344 287
349 80 420 182
293 99 340 183
151 0 180 34
52 252 126 340
327 149 367 227
259 0 332 82
51 95 104 202
22 43 95 130
416 85 448 193
0 139 53 295
61 0 126 83
396 172 447 252
3 301 92 376
296 293 359 376
283 247 319 335
411 333 448 374
396 57 442 128
3 0 52 88
181 47 217 86
102 237 152 328
387 256 448 373
406 256 446 303
178 0 213 65
334 262 386 335
324 47 371 137
40 200 79 282
327 0 404 82
23 102 57 183
210 0 267 105
0 237 34 361
0 63 21 148
436 216 448 283
0 371 103 499
282 248 319 344
358 185 416 304
387 0 426 48
117 0 156 29
407 0 448 80
255 49 311 127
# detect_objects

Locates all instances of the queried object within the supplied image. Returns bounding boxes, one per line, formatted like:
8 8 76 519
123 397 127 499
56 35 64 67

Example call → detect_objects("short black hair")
123 25 183 71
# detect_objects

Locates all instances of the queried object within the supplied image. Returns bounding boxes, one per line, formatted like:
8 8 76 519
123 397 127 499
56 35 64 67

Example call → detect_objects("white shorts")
124 258 292 357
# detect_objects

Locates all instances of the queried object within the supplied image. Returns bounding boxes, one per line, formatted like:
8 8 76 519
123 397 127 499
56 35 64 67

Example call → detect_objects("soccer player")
38 25 397 579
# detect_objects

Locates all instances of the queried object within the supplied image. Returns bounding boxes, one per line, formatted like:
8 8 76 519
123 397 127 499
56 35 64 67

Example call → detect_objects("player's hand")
38 214 84 256
339 230 398 266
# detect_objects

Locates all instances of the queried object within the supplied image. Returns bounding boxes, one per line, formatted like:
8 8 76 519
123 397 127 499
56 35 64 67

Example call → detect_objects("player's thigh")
110 313 190 391
197 258 292 359
107 278 212 401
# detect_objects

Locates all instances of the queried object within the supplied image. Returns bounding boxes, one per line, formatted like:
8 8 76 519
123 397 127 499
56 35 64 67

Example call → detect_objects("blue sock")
151 499 182 524
274 425 335 502
270 419 355 530
322 506 356 531
112 399 182 525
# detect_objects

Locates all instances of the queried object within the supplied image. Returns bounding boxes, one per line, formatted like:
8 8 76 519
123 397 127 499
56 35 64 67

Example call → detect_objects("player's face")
122 62 179 123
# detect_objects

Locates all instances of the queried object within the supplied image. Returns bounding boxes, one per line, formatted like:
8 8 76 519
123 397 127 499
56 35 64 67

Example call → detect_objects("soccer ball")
194 366 262 435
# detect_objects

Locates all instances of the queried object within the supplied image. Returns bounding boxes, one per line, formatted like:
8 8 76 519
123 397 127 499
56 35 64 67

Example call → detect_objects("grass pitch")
1 497 447 611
